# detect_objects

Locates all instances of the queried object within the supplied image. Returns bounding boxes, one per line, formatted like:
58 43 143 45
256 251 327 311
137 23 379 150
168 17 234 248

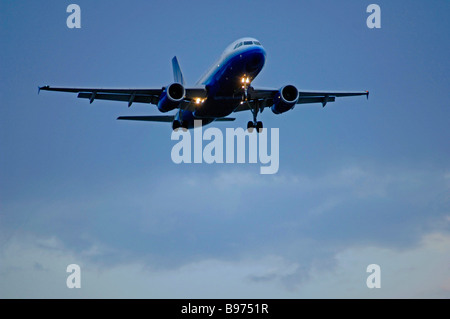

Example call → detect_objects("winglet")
38 85 49 94
366 90 369 100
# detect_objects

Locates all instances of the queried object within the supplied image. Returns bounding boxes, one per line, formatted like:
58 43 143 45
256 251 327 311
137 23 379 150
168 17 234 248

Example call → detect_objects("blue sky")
1 0 449 298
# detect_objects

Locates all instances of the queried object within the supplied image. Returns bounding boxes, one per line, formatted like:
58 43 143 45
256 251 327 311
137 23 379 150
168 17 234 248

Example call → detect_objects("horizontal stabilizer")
215 117 235 122
117 115 174 122
117 116 236 123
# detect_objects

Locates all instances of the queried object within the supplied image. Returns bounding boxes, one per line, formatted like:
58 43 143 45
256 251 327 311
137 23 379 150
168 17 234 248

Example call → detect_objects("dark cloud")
3 164 448 290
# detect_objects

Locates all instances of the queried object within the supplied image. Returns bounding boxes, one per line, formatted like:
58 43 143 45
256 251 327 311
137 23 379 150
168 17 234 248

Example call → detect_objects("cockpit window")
234 40 262 50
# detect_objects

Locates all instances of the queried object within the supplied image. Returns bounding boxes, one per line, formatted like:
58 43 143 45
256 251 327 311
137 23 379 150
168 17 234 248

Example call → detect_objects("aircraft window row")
234 41 262 49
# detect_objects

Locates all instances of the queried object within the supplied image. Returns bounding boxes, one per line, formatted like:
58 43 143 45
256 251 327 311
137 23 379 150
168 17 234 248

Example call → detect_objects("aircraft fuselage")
179 38 266 127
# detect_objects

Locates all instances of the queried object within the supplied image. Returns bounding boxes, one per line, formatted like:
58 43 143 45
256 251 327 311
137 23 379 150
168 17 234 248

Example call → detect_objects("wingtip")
366 90 369 99
38 85 49 94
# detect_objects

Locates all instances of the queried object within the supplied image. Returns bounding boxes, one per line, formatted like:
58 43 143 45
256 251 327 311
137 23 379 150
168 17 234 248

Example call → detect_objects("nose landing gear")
241 76 263 133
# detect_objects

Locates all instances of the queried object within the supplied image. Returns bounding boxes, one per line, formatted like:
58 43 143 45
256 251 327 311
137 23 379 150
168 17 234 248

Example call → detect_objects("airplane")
39 37 369 132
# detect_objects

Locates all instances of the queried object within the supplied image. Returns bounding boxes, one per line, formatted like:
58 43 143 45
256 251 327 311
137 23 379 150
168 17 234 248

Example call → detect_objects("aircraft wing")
234 88 369 112
38 85 207 107
295 90 369 107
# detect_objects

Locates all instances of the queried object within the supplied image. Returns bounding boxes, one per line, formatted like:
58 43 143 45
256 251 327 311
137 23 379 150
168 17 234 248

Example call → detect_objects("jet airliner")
39 37 369 132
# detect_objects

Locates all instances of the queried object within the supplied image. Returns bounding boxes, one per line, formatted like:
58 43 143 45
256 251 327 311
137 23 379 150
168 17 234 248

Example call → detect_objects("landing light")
195 98 205 104
241 76 251 85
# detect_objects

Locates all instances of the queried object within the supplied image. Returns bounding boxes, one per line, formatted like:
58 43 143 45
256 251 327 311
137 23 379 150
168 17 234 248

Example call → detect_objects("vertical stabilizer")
172 56 185 85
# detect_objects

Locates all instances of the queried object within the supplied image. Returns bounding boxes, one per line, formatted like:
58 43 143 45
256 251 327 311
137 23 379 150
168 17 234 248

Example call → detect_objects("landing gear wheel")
172 120 181 131
181 121 189 132
256 121 263 133
247 121 254 133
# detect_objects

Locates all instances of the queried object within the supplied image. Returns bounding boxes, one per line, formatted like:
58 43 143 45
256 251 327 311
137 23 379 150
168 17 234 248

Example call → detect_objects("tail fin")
172 56 185 85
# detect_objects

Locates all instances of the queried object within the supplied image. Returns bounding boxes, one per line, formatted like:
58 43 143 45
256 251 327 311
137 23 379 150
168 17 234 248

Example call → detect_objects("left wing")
38 85 207 108
296 90 369 107
234 88 369 112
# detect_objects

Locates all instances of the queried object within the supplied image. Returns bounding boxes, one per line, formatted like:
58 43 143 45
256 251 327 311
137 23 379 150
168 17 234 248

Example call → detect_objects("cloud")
1 230 450 298
1 163 449 297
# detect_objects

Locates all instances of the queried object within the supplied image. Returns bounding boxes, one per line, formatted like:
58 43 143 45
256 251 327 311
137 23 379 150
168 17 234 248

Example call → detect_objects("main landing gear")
172 105 190 131
172 119 188 131
247 119 263 134
246 95 263 134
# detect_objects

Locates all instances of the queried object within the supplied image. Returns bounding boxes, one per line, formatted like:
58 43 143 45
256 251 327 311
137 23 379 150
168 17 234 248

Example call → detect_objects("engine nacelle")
271 85 299 114
157 83 185 113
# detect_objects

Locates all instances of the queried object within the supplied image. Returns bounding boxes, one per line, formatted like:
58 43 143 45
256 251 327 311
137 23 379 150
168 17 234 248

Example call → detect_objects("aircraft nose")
245 48 266 73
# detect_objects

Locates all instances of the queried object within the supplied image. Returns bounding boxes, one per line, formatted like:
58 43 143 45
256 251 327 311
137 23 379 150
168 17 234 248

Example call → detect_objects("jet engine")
271 85 299 114
157 83 185 112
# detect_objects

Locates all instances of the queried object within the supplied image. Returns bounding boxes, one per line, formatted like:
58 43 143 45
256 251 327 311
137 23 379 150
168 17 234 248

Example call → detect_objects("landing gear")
247 121 254 133
172 120 181 131
247 120 263 133
241 75 263 133
172 120 188 132
247 100 263 133
256 121 263 132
